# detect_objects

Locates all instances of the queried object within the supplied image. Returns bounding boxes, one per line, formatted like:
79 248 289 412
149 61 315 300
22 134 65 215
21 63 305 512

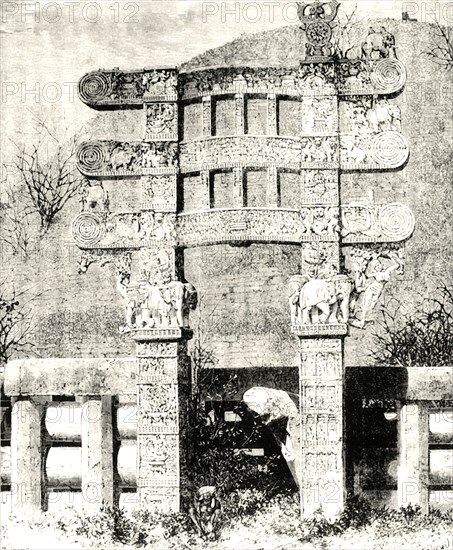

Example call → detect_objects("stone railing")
3 358 137 515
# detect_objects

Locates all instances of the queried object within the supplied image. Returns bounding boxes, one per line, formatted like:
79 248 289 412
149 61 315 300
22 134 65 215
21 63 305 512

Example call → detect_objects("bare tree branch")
0 281 46 363
425 22 453 70
8 115 84 233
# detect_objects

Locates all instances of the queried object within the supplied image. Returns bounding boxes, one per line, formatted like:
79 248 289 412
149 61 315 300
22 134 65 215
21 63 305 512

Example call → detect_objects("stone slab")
345 367 453 401
4 358 136 396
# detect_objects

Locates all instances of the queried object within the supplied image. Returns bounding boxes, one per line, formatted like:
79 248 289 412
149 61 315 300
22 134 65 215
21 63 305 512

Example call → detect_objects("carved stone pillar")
232 167 244 207
81 396 114 513
267 166 279 208
200 170 211 209
10 398 45 516
235 94 245 135
397 401 429 513
297 338 345 521
202 96 212 137
267 93 277 134
134 333 191 512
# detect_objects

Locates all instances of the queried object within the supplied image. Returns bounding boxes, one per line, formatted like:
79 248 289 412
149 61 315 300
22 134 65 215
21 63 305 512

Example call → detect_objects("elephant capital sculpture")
289 272 352 325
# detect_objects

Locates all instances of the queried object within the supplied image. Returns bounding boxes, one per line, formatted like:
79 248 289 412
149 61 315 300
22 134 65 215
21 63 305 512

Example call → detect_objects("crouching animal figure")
289 273 352 325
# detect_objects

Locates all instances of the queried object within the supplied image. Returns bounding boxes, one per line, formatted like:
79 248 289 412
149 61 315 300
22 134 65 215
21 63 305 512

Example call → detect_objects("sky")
0 0 450 167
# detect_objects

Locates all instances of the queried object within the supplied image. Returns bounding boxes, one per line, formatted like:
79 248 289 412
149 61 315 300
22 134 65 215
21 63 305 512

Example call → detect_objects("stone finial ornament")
297 0 340 58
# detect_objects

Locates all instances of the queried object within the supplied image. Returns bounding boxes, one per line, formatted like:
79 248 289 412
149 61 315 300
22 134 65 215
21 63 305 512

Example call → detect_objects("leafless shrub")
0 176 37 257
0 282 43 363
332 4 367 59
10 115 84 233
371 284 453 367
426 22 453 69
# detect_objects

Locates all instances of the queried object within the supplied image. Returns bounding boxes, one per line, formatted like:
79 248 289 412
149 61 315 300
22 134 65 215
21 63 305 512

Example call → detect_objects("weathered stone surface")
398 402 429 513
10 399 45 515
346 367 453 400
4 358 136 396
81 396 114 513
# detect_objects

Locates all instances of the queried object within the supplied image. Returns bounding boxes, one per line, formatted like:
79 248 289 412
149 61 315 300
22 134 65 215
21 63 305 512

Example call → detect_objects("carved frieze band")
72 203 414 249
78 68 178 106
142 175 177 212
177 208 340 247
138 384 178 434
138 357 179 384
77 131 407 177
179 59 406 100
144 103 178 141
138 434 179 486
179 132 408 173
72 211 176 249
77 59 405 109
180 136 302 172
77 141 178 176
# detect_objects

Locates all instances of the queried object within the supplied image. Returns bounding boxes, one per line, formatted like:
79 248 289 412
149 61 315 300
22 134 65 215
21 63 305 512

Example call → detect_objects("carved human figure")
80 181 109 212
109 143 136 172
341 202 380 239
161 281 198 328
300 208 312 234
327 207 340 236
116 273 150 333
350 256 401 328
189 486 222 541
312 207 327 235
289 274 307 324
341 135 366 165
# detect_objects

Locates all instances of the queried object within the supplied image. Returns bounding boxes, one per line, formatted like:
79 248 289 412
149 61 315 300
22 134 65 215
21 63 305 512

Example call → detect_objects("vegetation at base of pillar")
45 495 453 549
186 295 296 539
7 114 84 235
371 283 453 367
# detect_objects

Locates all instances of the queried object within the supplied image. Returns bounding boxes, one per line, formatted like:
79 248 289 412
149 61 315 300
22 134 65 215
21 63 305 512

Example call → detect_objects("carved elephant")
292 274 352 325
109 148 134 172
366 103 401 133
